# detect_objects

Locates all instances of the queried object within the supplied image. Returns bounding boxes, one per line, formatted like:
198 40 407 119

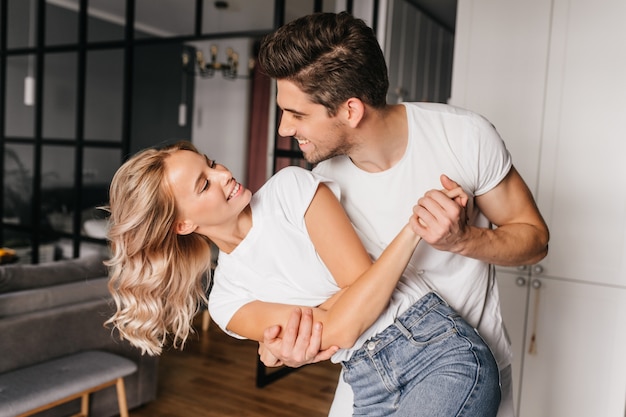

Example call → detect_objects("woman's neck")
207 205 253 254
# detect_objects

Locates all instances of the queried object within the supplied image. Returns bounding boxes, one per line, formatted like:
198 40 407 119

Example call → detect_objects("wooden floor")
129 316 342 417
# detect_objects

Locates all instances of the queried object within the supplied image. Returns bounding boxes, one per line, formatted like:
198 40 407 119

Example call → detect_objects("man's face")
276 79 352 164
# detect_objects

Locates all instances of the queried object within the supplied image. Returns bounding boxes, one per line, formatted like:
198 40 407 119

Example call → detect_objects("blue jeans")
341 292 501 416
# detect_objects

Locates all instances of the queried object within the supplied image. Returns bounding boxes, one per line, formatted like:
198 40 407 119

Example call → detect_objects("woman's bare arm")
227 183 422 350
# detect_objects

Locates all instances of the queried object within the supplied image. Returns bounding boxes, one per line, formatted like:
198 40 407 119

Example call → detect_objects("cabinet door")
494 268 531 415
519 278 626 417
536 0 626 286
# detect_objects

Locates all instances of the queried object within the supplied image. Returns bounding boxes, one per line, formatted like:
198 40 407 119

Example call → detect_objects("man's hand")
258 307 339 368
410 174 469 251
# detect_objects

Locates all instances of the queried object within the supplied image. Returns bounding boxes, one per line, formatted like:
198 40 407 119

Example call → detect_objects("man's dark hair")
258 12 389 115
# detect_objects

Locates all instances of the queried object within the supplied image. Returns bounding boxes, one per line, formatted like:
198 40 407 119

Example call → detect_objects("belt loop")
394 318 412 339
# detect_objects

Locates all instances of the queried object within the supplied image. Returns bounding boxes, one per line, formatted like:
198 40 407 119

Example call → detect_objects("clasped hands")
259 174 470 368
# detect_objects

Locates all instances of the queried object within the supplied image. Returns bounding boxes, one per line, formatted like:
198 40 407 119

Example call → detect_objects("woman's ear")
344 97 365 128
175 219 196 235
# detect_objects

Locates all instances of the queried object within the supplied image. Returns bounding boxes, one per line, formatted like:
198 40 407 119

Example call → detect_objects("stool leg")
115 378 130 417
81 392 89 416
202 310 210 331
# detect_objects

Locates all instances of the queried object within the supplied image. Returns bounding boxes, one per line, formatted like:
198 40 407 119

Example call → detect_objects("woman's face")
164 149 251 235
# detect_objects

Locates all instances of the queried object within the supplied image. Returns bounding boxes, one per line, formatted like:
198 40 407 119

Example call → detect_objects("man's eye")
210 159 216 168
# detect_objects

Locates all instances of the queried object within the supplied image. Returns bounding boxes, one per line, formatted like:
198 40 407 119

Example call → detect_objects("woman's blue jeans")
341 292 501 417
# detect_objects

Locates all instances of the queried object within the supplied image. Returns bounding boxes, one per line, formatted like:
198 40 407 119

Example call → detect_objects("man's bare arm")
410 168 549 266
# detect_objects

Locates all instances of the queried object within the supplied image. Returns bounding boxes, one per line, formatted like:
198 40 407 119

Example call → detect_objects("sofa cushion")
0 277 110 318
0 254 108 293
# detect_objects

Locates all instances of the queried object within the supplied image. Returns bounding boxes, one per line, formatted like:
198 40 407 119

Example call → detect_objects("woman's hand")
259 307 339 367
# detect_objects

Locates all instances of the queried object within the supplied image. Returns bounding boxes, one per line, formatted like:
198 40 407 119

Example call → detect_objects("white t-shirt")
314 102 513 369
209 164 477 364
208 166 340 339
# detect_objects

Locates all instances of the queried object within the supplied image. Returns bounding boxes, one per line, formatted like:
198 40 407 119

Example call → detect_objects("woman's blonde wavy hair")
104 141 213 355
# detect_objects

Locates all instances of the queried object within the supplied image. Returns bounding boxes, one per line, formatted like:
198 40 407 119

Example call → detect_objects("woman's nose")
211 164 232 182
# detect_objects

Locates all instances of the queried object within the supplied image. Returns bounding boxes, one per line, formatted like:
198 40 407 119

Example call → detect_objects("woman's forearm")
314 224 420 349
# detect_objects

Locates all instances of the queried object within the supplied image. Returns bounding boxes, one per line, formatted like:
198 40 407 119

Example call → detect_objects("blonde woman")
105 141 500 416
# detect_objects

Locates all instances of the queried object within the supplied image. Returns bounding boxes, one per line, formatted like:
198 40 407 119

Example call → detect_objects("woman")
105 141 500 416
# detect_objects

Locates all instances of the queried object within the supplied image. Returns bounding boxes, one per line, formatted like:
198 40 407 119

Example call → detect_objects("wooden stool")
0 350 137 417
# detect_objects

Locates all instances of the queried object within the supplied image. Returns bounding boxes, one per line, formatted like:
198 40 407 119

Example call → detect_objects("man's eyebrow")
282 107 307 116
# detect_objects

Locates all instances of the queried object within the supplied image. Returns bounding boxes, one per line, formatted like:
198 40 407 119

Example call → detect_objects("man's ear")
175 219 196 235
344 97 365 128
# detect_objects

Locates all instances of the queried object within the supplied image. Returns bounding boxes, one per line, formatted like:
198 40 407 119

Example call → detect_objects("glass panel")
285 0 316 23
322 0 340 12
202 0 274 34
41 145 75 236
131 42 194 154
80 147 120 239
275 134 299 153
7 0 37 49
135 0 195 39
3 230 33 264
84 49 124 141
45 2 78 46
43 52 77 139
4 55 36 138
88 0 126 43
4 143 33 226
274 156 310 172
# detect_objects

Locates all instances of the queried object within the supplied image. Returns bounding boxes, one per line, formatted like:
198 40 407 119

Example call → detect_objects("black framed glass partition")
0 0 328 264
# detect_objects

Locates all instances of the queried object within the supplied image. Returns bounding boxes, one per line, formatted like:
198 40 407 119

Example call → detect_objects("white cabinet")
452 0 626 415
519 277 626 416
497 268 626 416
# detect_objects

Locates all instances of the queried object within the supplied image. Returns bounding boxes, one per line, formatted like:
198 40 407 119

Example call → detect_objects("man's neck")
348 104 408 173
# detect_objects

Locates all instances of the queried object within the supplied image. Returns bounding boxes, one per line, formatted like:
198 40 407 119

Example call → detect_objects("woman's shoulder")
263 166 318 191
253 166 330 221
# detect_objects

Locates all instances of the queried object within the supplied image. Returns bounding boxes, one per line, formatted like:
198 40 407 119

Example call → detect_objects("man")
257 12 548 417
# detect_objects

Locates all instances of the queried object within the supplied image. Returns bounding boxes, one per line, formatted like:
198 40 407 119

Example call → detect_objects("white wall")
188 38 254 183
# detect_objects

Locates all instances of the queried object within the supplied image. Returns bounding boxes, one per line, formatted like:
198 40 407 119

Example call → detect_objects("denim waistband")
344 292 449 365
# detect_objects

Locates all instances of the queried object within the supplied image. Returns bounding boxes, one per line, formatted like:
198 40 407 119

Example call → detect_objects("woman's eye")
200 179 209 193
210 159 216 168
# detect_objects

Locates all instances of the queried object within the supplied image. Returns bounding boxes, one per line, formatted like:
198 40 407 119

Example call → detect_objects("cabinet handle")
528 279 542 355
515 277 527 287
532 264 544 275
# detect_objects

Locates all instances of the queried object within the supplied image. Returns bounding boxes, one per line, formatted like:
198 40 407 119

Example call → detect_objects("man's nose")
278 114 295 137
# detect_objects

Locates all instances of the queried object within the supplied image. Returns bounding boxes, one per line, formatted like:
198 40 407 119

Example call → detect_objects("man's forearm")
455 223 549 267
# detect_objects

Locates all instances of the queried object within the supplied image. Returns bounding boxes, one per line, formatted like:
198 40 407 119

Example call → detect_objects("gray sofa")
0 254 158 417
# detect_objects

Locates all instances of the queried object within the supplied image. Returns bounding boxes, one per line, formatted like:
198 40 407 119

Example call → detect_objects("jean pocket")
403 309 459 346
